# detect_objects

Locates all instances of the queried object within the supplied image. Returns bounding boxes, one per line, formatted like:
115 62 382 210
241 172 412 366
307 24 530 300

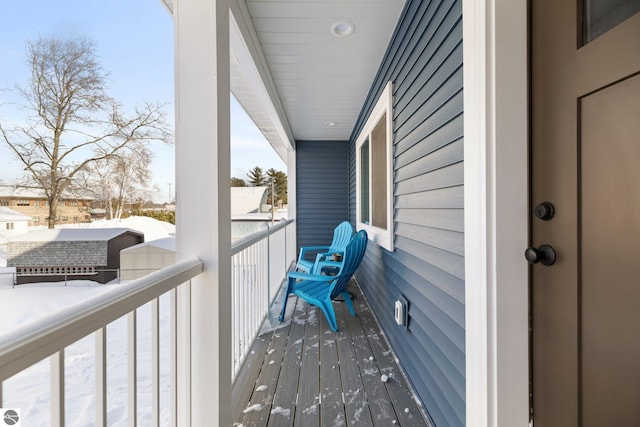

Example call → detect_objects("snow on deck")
233 281 429 426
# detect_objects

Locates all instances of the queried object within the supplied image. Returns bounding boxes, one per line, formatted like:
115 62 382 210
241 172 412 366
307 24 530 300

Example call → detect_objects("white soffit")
230 5 296 159
241 0 404 142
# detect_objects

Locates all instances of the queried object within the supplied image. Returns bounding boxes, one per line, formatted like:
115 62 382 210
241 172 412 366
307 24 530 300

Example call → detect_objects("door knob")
525 244 556 266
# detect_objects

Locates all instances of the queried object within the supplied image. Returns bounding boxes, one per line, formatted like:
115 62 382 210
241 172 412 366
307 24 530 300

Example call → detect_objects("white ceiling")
243 0 404 142
164 0 405 159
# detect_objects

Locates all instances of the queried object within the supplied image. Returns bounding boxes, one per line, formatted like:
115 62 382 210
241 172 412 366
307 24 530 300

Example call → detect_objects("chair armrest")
298 246 331 263
299 246 331 254
316 250 343 261
315 260 343 276
287 270 336 282
300 246 332 251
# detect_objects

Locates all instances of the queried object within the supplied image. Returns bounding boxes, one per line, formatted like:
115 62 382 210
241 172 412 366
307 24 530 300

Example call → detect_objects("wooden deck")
232 280 430 426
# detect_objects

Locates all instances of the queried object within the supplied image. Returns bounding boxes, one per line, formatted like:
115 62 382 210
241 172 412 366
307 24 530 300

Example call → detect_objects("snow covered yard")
0 217 175 426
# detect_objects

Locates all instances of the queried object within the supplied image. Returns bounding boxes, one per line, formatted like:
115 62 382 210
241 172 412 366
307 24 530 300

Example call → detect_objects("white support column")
463 0 529 426
174 0 232 426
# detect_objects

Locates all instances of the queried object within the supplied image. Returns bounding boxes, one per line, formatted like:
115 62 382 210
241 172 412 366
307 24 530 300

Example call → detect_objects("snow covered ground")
0 217 176 426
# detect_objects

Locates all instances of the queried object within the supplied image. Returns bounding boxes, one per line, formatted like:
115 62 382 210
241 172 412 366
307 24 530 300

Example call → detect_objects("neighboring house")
120 237 175 281
230 186 269 215
90 208 107 221
0 185 93 226
7 228 144 284
231 186 287 240
0 207 30 240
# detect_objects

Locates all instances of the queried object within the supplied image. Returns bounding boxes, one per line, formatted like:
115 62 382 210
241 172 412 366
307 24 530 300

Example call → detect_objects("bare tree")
0 36 171 228
78 142 152 219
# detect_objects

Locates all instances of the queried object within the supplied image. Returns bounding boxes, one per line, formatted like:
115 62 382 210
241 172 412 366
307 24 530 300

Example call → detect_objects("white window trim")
355 81 394 251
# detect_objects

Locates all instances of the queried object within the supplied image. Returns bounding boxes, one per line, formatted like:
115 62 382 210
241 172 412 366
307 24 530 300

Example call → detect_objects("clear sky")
0 0 286 202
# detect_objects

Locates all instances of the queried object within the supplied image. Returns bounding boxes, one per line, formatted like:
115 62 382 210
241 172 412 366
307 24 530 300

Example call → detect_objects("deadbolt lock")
534 202 555 221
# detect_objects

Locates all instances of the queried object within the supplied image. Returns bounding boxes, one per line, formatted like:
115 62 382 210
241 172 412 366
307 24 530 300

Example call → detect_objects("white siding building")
0 207 30 241
120 237 176 281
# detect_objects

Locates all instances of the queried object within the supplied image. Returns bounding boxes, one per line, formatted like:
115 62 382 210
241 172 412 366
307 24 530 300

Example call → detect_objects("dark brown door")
531 1 640 426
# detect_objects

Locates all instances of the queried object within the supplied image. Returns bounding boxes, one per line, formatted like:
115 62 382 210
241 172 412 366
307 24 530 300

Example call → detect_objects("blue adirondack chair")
295 221 354 274
280 230 368 332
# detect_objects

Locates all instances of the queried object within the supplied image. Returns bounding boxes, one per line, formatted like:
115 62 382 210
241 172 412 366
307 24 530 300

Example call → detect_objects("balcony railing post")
128 311 137 427
51 349 65 427
96 327 107 427
267 224 273 325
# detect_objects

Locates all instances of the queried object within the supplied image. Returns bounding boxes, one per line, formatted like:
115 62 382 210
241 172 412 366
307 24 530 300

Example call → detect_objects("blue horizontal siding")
296 140 349 251
348 0 464 425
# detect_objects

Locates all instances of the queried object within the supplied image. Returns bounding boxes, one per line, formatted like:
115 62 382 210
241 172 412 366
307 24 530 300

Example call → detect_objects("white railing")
0 257 203 427
231 219 295 379
0 219 296 424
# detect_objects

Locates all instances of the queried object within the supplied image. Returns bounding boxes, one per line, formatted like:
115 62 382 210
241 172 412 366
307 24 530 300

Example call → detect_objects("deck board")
238 326 289 426
232 280 430 426
345 300 399 426
269 299 306 427
294 303 321 427
335 301 374 426
353 293 428 426
319 310 346 426
233 331 275 422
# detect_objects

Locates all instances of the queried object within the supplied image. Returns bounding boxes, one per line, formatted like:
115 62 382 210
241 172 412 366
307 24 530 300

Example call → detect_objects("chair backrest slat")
327 221 354 254
329 230 368 300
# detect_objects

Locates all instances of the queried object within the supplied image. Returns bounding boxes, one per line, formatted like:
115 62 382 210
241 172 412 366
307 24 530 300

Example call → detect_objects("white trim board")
463 0 529 426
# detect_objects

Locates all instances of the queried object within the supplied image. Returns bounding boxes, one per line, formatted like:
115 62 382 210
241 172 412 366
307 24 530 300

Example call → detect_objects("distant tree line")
136 209 175 225
231 166 287 206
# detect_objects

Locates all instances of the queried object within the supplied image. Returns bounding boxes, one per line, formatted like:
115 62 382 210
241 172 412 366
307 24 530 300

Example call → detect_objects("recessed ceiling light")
330 21 355 37
325 121 337 127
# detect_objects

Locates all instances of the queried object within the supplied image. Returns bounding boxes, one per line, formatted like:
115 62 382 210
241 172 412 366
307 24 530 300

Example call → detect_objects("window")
61 215 68 221
6 223 14 230
17 200 29 206
0 200 8 206
33 216 40 223
356 81 394 251
582 0 640 44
